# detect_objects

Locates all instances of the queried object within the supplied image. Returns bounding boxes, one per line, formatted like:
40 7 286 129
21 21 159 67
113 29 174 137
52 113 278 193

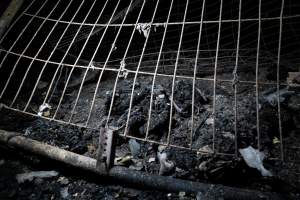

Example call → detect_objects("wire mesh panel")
0 0 300 165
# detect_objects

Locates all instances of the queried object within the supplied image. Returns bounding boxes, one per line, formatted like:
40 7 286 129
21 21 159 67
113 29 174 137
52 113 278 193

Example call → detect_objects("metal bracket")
96 127 116 172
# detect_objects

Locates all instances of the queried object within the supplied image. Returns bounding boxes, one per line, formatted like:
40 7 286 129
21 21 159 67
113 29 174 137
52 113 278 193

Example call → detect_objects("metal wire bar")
41 1 89 108
256 0 262 150
167 0 189 145
124 0 161 136
50 0 103 119
144 0 174 140
277 0 285 161
233 0 242 156
1 47 299 89
190 0 206 149
21 7 300 26
212 0 223 153
21 0 75 111
84 0 123 126
24 0 86 111
8 0 63 106
0 0 50 98
68 0 113 123
105 0 147 128
70 0 135 124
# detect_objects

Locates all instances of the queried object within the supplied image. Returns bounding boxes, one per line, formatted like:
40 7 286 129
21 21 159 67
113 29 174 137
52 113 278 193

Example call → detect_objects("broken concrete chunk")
16 171 59 183
239 146 272 177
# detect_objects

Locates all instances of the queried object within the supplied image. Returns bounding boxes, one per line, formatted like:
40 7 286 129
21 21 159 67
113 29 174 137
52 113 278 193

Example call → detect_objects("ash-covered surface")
1 69 300 199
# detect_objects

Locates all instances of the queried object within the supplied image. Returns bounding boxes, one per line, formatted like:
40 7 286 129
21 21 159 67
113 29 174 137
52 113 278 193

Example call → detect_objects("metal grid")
0 0 300 160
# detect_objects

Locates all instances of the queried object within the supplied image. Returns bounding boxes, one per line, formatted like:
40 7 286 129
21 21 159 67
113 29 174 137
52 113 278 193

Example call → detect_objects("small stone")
129 139 141 159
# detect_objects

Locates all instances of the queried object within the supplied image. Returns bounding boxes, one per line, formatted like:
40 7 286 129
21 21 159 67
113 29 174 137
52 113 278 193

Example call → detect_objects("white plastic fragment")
239 146 272 177
16 171 59 183
136 23 151 38
37 103 52 117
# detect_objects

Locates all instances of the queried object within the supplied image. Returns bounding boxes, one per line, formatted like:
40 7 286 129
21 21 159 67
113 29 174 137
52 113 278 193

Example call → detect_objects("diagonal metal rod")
167 0 190 145
144 0 175 140
190 0 206 149
212 0 223 153
124 0 161 137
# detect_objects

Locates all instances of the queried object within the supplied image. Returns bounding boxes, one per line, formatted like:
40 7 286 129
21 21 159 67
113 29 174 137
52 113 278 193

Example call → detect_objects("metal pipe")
0 129 284 199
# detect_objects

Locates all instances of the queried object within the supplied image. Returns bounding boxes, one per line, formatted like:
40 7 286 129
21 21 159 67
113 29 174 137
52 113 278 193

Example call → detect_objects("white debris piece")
157 151 174 175
205 117 214 125
148 157 156 163
16 171 59 183
37 103 52 117
239 146 272 177
119 60 128 78
136 23 151 38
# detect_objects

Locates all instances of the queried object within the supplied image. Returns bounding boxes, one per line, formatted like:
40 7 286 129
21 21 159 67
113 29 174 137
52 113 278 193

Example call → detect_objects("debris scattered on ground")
37 103 52 117
239 146 272 177
16 171 59 183
129 139 141 158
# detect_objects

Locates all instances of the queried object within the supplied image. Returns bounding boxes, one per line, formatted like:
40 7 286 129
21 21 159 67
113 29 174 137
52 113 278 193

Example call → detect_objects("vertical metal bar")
190 0 206 148
84 0 123 126
256 0 262 150
212 0 223 153
144 0 174 140
167 0 189 145
277 0 285 161
24 0 88 112
105 0 147 128
124 0 161 136
233 0 242 156
52 0 106 119
69 0 134 123
8 0 63 106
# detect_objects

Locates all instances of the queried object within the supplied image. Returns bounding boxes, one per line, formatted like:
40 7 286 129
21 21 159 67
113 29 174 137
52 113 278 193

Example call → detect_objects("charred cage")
0 0 300 197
